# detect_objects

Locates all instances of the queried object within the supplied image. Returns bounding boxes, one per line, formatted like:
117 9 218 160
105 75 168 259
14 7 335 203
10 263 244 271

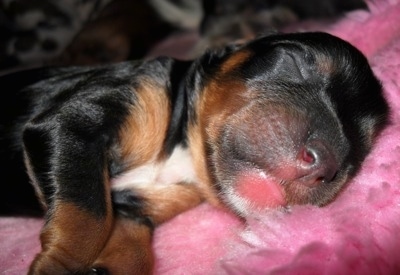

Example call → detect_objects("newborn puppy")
0 32 388 274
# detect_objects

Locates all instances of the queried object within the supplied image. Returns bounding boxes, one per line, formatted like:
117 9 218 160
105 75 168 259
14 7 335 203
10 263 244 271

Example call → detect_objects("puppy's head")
192 32 389 216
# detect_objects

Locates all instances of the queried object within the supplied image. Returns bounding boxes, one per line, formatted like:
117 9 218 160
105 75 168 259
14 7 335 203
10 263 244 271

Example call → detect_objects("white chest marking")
111 146 198 190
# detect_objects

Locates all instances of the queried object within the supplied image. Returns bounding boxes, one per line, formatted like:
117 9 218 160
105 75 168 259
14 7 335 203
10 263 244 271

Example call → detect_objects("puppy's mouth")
235 170 287 209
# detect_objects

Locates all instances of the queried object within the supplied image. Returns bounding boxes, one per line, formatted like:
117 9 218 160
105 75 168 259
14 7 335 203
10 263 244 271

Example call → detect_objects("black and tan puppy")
0 32 388 274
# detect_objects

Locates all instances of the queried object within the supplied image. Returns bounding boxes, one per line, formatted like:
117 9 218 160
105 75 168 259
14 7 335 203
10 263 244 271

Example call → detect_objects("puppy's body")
0 32 388 274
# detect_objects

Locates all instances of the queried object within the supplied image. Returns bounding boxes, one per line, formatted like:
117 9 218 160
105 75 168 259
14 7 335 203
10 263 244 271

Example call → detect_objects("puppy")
0 32 388 274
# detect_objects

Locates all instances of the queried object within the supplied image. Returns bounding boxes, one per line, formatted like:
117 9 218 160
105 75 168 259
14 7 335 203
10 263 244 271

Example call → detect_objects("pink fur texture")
1 0 400 274
158 1 400 273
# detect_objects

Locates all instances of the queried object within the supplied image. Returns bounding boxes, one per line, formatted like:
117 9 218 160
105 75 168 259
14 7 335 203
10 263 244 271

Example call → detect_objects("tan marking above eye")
315 53 336 75
219 50 251 75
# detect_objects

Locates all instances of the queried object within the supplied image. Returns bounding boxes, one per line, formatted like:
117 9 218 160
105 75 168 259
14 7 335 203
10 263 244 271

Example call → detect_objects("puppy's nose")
297 141 339 187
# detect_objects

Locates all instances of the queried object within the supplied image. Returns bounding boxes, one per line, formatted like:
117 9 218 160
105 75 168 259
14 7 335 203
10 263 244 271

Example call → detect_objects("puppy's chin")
234 170 286 209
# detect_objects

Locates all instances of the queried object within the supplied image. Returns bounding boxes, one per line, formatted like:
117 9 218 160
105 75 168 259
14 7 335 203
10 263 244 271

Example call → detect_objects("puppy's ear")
241 45 316 83
266 47 313 82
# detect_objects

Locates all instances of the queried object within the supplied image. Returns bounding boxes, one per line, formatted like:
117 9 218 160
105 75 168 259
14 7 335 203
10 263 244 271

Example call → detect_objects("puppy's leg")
29 202 113 274
93 217 154 275
24 120 114 274
136 183 205 224
94 183 203 274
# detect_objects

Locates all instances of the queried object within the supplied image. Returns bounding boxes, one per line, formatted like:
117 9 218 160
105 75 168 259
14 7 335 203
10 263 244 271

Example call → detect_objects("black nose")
297 140 339 187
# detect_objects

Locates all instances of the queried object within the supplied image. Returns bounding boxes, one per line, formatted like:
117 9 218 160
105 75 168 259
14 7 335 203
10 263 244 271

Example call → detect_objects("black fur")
0 32 389 273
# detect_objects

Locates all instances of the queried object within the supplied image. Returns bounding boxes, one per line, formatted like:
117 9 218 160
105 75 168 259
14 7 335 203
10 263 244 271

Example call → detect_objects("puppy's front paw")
29 251 89 275
93 218 154 275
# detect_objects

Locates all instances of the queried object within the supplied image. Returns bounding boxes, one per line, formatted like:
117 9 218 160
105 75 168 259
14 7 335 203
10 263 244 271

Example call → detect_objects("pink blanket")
2 0 400 273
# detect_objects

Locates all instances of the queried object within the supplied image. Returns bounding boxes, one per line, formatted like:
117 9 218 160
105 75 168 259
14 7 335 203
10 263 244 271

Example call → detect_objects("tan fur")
119 79 171 167
137 183 204 225
187 52 252 206
94 184 204 274
315 54 336 75
219 50 251 75
95 218 154 275
187 124 221 205
29 202 113 274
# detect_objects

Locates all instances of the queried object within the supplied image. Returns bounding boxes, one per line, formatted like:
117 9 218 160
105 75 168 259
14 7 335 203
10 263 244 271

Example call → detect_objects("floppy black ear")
239 44 315 83
265 47 313 82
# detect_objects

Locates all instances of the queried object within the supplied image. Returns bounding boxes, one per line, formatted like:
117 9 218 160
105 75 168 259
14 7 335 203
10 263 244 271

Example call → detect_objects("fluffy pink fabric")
1 0 400 273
